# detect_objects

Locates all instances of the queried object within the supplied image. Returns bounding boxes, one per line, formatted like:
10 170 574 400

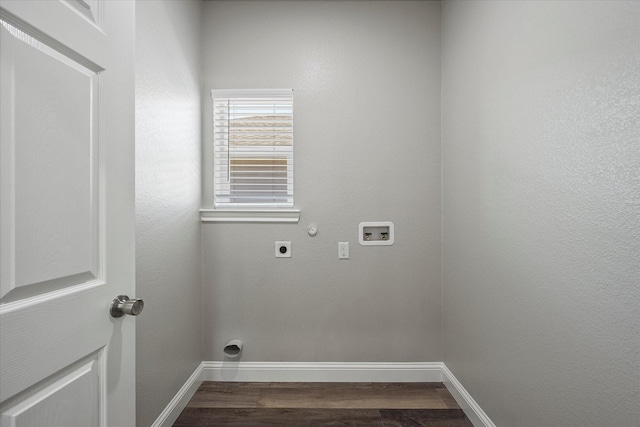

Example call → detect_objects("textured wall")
201 1 442 362
135 1 203 425
442 1 640 426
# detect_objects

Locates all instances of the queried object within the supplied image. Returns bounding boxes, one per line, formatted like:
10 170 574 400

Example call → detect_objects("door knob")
110 295 144 318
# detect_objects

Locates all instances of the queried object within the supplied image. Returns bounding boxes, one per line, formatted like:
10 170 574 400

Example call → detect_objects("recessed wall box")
275 241 292 257
359 222 394 246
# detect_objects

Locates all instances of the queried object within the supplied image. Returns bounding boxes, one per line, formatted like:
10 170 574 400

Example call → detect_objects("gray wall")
442 1 640 426
135 1 203 425
201 1 442 362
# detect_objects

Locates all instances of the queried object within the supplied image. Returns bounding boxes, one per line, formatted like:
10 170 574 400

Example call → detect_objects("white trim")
202 361 443 383
152 361 495 427
150 362 204 427
211 88 293 99
200 209 300 223
442 364 496 427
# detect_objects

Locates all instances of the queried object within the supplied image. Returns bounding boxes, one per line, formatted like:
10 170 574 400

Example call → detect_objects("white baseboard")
151 361 495 427
202 361 444 383
441 364 496 427
151 362 204 427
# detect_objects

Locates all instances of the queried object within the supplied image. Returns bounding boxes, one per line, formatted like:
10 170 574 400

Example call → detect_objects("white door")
0 1 136 426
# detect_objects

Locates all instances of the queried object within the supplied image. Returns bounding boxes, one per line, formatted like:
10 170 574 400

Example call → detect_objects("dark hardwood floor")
173 382 473 426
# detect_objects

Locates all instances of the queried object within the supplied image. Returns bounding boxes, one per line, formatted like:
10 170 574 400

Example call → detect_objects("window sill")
200 209 301 224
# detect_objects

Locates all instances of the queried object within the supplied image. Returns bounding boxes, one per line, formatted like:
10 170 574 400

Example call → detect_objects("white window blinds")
212 89 294 209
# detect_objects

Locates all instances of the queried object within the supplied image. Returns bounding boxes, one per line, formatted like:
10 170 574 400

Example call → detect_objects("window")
212 89 294 210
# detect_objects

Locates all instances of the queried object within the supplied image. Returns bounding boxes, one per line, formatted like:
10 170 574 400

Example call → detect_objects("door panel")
0 287 108 405
1 17 100 300
64 0 102 29
1 350 103 427
0 1 135 426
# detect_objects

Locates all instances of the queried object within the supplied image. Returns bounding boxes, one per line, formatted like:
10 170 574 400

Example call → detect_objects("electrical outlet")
275 241 291 258
338 242 349 259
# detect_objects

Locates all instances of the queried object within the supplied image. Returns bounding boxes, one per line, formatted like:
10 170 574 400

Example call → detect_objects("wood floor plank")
435 386 461 410
380 409 474 427
257 390 449 409
190 382 454 410
187 383 261 408
174 408 384 427
174 382 472 427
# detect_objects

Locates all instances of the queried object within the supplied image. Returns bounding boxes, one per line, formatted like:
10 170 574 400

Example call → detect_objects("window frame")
200 89 300 223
